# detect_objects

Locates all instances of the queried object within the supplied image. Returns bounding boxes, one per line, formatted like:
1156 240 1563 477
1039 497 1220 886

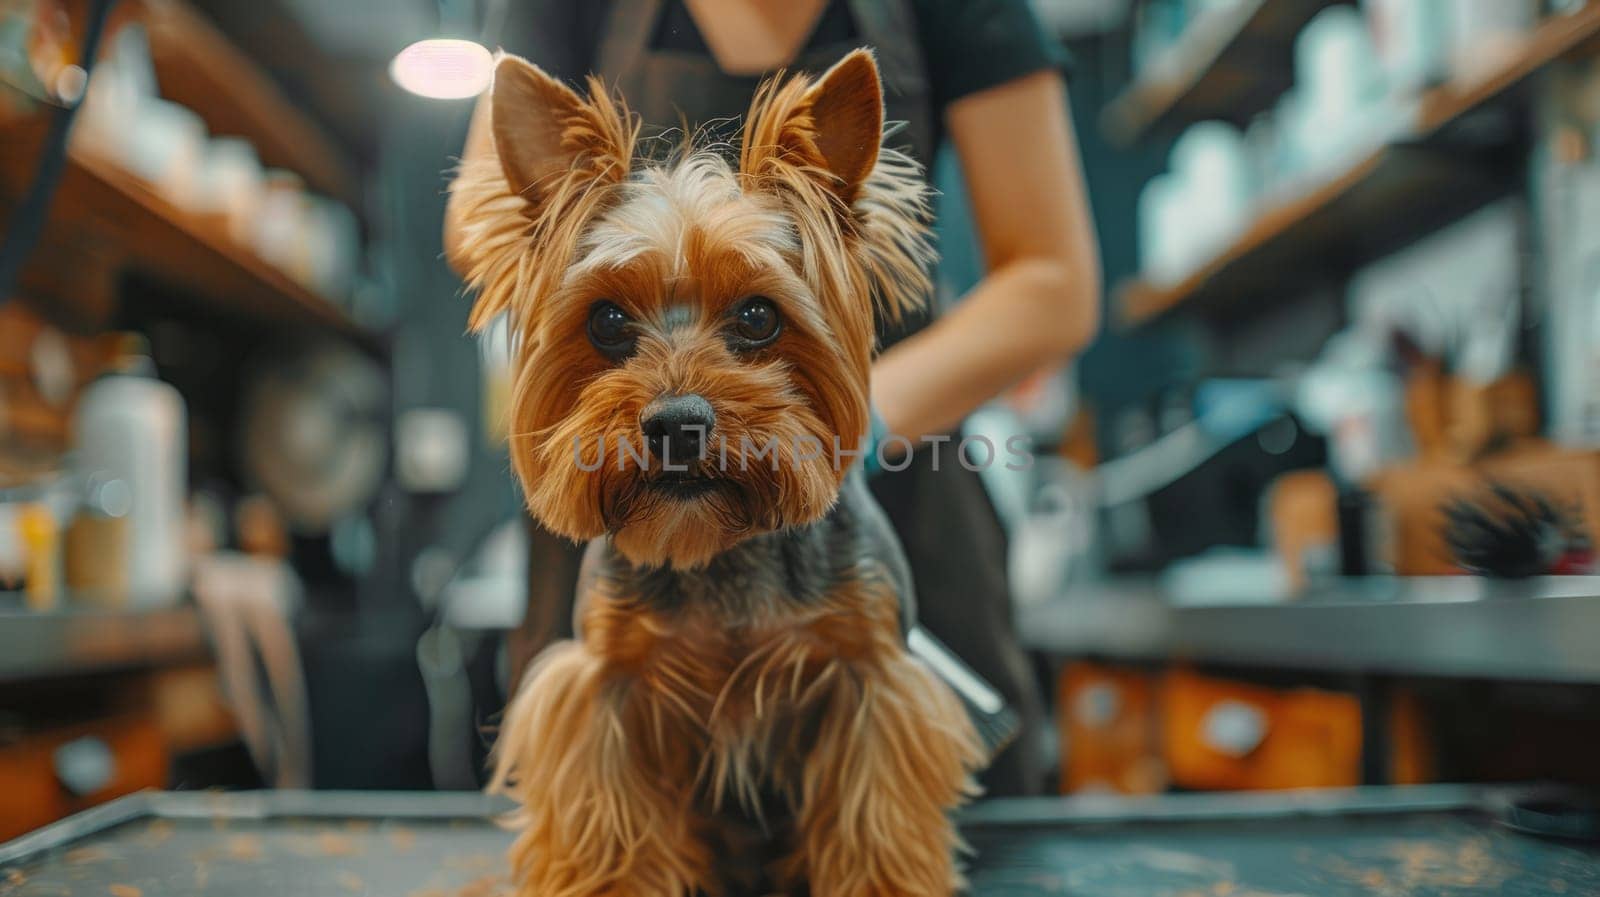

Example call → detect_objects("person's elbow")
1029 245 1101 361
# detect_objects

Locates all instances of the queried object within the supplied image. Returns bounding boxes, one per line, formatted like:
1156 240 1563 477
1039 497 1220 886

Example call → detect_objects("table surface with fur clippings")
2 787 1597 896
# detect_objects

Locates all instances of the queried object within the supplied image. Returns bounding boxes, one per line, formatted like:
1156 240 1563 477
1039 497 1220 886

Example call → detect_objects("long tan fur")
459 49 979 897
491 582 982 896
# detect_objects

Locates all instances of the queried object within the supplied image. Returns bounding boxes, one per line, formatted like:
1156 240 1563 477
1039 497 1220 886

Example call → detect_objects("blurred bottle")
255 170 312 286
1292 7 1390 175
1170 122 1254 262
18 502 58 609
1446 0 1537 82
195 137 265 246
1138 173 1186 285
64 473 133 606
1363 0 1452 97
71 336 187 607
70 22 157 163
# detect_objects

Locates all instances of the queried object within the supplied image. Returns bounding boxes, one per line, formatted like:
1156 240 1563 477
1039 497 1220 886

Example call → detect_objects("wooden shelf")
102 0 360 208
0 121 381 353
1117 4 1600 328
1020 576 1600 682
1119 145 1509 325
1102 0 1345 146
1418 0 1600 135
0 603 208 683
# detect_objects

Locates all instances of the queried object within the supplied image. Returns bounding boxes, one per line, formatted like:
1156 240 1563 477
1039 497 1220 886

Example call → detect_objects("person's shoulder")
910 0 1070 109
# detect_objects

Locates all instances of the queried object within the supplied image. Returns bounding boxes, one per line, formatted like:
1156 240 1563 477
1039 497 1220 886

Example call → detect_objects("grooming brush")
908 626 1020 759
1442 483 1593 578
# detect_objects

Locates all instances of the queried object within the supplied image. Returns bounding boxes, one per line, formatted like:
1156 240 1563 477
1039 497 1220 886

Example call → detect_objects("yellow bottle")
18 502 59 610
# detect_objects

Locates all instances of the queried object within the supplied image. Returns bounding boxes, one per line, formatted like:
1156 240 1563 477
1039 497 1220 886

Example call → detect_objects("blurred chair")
193 552 312 789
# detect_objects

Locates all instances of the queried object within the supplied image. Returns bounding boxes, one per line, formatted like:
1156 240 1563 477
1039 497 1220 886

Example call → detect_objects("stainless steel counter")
1018 576 1600 681
0 603 208 683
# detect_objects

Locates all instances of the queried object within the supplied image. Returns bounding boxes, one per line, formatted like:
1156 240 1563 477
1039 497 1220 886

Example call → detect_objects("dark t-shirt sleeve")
912 0 1069 112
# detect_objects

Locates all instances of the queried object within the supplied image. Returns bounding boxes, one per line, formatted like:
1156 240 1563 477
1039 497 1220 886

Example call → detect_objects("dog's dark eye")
730 297 781 349
587 301 636 359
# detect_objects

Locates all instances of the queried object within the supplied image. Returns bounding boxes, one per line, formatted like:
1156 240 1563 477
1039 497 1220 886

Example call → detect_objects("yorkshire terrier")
449 48 983 897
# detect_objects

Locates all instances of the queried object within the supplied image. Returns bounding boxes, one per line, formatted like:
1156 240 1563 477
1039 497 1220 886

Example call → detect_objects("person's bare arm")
443 91 495 276
871 70 1101 444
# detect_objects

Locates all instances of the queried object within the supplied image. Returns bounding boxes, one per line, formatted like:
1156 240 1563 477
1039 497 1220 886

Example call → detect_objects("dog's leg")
781 611 984 897
493 640 710 897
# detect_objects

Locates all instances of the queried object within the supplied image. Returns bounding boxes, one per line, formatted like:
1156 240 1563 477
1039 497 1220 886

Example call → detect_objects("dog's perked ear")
491 54 633 210
740 49 932 329
450 55 636 332
740 49 884 206
799 49 884 202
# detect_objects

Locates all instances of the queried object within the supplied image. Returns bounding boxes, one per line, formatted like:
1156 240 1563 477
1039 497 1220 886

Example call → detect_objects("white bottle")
1446 0 1537 82
73 340 187 608
1295 7 1388 174
1363 0 1451 96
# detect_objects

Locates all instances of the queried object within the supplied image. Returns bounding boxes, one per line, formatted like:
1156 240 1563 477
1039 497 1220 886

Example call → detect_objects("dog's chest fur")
574 479 912 893
582 477 904 724
615 498 862 615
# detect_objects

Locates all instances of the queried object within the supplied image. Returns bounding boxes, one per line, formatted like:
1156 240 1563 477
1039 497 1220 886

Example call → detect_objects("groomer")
446 0 1100 796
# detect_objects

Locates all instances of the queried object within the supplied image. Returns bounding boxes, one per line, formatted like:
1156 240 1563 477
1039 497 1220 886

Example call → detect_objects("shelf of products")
0 122 380 353
133 0 359 208
0 603 208 683
1118 3 1600 327
1102 0 1342 146
1019 576 1600 682
1119 145 1509 324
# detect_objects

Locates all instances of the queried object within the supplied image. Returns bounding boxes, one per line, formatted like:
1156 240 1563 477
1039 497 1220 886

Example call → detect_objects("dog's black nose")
641 394 715 464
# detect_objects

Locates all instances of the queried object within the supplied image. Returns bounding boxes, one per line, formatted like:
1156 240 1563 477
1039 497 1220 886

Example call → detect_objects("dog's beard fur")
451 50 933 570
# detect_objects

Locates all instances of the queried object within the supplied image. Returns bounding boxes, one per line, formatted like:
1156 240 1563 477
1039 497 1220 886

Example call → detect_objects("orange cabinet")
1058 662 1165 795
0 715 168 841
1161 668 1363 791
1060 664 1436 795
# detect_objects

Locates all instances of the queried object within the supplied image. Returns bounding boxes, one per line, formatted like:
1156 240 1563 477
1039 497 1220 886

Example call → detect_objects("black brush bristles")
1442 483 1589 578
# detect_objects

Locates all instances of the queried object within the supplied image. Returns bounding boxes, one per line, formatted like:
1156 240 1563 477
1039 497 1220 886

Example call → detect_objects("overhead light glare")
390 38 493 100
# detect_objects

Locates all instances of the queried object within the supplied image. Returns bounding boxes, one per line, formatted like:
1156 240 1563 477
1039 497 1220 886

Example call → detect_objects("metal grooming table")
2 786 1597 896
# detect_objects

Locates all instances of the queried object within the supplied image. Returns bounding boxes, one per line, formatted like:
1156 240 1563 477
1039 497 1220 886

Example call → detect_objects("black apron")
511 0 1045 797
